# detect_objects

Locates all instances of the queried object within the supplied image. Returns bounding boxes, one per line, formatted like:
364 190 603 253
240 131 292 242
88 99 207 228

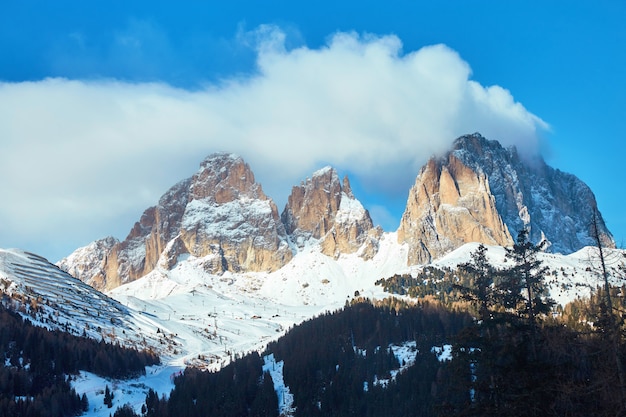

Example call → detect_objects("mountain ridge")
58 133 614 292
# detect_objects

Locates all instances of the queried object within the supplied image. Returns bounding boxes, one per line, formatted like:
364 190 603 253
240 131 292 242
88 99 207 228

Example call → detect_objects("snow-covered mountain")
5 239 623 372
59 157 382 292
3 133 621 417
46 132 622 365
2 239 624 416
60 154 294 291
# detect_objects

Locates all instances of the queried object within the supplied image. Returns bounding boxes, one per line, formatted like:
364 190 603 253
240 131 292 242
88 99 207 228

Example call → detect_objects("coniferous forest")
0 304 159 417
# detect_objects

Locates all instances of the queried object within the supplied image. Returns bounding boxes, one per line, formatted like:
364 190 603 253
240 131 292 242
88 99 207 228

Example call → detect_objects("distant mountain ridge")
59 133 614 291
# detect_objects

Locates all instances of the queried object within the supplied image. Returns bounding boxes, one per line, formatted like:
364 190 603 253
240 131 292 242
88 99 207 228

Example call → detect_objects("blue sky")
1 1 624 261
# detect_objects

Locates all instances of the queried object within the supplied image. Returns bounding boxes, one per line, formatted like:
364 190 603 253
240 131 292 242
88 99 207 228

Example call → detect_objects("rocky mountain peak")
398 146 513 264
282 167 381 259
282 166 341 239
190 153 266 203
60 153 293 291
178 153 292 272
451 133 613 251
451 132 492 154
59 134 614 291
398 133 614 265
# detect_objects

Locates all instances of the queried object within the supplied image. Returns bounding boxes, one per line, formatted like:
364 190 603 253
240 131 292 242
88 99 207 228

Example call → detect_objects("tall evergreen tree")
501 229 553 328
455 244 499 323
449 244 504 416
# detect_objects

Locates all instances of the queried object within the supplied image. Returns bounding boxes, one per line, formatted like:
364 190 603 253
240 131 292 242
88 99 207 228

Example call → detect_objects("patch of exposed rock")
57 236 119 290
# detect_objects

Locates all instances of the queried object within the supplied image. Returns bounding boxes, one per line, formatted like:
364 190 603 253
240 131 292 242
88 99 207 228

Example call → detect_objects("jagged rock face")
398 133 614 265
282 167 380 259
60 134 614 289
398 152 513 265
451 134 614 252
60 153 293 291
178 154 293 272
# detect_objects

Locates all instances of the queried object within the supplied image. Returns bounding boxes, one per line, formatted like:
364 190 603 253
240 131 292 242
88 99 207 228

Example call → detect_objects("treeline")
0 304 160 417
268 299 472 417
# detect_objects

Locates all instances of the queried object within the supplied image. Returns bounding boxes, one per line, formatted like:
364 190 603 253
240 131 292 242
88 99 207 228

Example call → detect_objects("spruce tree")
501 229 553 328
104 385 113 408
455 244 498 323
450 244 503 415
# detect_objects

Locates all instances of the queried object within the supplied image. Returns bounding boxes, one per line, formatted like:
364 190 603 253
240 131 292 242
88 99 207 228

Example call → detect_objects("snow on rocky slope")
6 234 623 372
433 242 625 306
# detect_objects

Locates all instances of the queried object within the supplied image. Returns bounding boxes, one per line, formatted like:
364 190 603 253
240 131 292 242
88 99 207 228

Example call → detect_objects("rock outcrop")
60 153 293 291
282 167 381 259
398 133 614 264
398 152 513 265
57 236 119 290
177 154 293 273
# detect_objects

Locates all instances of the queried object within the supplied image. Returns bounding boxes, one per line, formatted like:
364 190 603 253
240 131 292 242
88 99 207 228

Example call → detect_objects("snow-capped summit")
60 133 614 293
60 153 293 291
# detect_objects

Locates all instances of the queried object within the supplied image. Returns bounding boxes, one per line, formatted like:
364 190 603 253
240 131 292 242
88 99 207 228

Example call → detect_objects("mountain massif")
59 133 613 292
1 132 623 417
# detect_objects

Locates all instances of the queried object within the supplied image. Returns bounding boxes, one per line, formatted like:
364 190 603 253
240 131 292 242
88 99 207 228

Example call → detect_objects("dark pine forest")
0 304 159 417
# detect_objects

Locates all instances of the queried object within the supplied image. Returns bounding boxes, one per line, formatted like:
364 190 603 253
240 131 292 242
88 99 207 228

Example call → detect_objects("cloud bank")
0 26 547 261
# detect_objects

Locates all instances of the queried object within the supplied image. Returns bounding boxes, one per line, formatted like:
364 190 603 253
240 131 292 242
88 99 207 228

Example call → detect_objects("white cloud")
0 26 547 261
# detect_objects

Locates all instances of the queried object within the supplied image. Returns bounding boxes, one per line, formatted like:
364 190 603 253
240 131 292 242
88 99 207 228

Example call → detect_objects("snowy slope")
104 232 626 373
0 249 167 351
107 233 407 369
3 239 624 416
6 236 618 370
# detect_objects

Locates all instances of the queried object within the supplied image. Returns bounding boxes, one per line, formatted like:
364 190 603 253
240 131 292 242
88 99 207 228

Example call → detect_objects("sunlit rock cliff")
397 133 613 264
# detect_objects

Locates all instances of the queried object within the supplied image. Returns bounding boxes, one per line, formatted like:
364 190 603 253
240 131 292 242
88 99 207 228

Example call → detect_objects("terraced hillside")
0 248 174 354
